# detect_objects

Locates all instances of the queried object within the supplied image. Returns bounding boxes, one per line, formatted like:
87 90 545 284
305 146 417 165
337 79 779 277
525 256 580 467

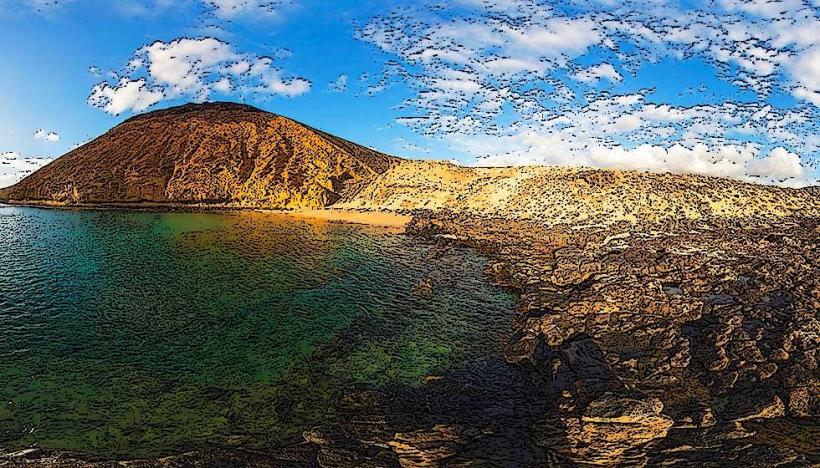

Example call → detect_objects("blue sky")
1 0 818 187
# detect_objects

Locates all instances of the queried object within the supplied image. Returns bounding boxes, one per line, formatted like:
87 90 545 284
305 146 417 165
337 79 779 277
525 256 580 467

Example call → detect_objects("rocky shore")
404 212 819 466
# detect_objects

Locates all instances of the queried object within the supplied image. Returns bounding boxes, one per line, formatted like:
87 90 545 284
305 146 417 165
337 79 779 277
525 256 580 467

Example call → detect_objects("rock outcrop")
406 213 819 466
338 159 818 223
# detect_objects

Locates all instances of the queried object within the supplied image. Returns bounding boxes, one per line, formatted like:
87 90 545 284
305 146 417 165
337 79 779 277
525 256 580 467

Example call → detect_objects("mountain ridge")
1 102 817 224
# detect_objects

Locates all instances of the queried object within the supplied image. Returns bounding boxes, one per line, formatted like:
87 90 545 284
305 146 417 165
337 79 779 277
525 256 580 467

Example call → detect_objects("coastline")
0 200 412 229
1 200 818 466
273 208 411 229
0 206 817 467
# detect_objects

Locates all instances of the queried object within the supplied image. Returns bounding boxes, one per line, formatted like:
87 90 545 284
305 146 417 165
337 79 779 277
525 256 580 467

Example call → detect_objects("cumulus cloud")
474 137 810 186
33 129 60 142
787 45 820 106
459 91 816 185
88 37 311 114
356 0 818 185
746 147 804 179
88 78 164 115
0 152 52 188
571 63 622 84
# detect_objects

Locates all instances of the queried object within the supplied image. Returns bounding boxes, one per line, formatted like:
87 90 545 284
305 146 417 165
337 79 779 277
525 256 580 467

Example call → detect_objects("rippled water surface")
0 205 515 458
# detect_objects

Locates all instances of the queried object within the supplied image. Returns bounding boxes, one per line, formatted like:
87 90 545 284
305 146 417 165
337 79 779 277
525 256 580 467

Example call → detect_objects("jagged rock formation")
406 213 819 466
0 103 397 209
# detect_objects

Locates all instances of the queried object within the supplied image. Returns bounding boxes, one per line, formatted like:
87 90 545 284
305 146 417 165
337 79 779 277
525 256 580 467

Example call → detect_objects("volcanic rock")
0 103 396 208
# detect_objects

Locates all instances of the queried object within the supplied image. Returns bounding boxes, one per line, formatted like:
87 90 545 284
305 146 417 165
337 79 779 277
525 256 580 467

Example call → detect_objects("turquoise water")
0 205 516 458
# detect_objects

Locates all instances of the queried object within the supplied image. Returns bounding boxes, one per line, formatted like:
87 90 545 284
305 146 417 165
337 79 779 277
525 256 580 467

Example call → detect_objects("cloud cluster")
328 74 348 92
571 63 622 85
464 91 816 185
203 0 293 18
88 37 311 114
358 0 818 184
0 152 52 188
33 129 60 142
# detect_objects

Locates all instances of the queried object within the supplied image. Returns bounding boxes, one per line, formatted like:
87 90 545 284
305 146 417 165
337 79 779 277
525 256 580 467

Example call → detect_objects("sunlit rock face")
0 102 397 208
561 394 674 465
405 214 818 466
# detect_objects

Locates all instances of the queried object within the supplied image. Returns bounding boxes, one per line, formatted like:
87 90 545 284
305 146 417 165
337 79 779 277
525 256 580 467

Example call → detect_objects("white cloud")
357 1 819 184
264 73 312 97
142 38 236 97
505 17 601 57
719 0 807 18
0 152 53 188
328 74 348 92
88 37 311 114
473 137 812 186
746 147 804 179
787 45 820 105
571 63 622 84
611 114 641 132
33 129 60 142
457 91 816 185
88 78 164 115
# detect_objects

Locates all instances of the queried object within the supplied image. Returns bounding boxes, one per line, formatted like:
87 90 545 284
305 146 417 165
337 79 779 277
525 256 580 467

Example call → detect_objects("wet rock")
387 424 462 467
561 393 673 465
786 386 818 417
504 332 545 367
422 213 818 465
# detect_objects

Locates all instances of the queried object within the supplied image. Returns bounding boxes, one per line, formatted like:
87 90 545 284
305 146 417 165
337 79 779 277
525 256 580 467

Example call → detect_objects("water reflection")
0 206 516 458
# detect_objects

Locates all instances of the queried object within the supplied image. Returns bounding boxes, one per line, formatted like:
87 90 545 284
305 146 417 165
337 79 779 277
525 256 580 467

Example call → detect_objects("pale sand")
275 208 411 229
0 201 411 229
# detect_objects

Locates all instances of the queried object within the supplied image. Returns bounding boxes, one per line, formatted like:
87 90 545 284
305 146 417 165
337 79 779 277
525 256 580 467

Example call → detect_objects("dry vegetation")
338 159 818 224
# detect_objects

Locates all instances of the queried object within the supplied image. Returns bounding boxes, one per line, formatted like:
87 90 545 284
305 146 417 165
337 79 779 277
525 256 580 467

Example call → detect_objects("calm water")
0 205 516 458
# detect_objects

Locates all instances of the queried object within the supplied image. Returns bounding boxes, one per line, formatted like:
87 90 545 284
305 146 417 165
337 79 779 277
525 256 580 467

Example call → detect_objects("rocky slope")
1 103 815 224
0 103 397 209
338 159 818 223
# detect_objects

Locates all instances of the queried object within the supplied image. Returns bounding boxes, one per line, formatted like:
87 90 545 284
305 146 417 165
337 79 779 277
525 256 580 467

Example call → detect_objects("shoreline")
0 210 817 466
0 200 412 229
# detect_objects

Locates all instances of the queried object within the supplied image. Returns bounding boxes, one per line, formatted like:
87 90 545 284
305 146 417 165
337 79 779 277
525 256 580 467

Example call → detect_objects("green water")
0 206 516 458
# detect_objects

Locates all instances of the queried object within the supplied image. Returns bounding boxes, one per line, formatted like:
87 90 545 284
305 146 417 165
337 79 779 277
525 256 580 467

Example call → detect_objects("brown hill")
0 102 398 208
0 102 816 224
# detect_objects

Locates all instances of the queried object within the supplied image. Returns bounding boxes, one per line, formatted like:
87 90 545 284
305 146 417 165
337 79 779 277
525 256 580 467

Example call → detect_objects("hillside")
338 160 818 224
0 103 397 209
1 103 816 224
